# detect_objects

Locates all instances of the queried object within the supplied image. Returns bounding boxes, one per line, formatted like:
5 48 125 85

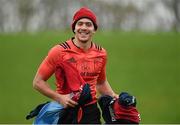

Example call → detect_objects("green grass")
0 31 179 123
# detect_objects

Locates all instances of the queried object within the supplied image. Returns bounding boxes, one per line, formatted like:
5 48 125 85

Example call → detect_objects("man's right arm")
33 46 78 108
33 73 77 108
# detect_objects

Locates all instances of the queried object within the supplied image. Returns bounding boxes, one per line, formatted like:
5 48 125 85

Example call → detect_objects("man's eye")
86 22 92 27
77 22 83 26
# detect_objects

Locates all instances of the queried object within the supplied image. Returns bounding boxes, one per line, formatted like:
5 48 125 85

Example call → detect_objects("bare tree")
164 0 180 32
173 0 180 32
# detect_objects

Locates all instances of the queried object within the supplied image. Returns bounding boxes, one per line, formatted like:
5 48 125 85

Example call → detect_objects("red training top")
37 38 107 104
113 101 141 123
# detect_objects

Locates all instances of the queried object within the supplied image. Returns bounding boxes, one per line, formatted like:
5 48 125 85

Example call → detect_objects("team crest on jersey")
94 57 103 62
94 57 103 71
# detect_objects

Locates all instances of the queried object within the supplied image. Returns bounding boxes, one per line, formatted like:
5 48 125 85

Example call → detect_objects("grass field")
0 31 179 123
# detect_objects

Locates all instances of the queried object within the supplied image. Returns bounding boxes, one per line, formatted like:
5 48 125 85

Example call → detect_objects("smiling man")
33 7 118 124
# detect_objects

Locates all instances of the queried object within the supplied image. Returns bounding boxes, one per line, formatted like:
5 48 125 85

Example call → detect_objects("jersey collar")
70 37 93 53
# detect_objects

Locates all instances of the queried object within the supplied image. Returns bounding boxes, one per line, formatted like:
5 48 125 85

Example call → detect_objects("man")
33 7 118 124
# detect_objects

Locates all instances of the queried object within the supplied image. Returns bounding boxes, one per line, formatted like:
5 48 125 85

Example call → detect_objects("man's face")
74 18 95 43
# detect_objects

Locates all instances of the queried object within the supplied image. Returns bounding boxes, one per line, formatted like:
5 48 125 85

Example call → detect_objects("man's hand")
112 93 119 99
56 94 78 108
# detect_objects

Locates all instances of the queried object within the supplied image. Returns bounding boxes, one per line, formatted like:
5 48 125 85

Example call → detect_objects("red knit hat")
72 7 98 33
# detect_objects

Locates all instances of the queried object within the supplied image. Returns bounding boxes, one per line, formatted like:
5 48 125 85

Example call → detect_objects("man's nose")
81 23 87 29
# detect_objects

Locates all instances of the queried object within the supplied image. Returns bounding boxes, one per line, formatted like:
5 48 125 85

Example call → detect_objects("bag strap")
108 98 117 122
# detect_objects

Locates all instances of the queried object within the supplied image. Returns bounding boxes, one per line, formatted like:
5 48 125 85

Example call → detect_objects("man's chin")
79 38 89 43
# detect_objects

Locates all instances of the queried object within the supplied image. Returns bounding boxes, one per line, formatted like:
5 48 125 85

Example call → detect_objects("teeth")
80 32 88 35
79 30 89 35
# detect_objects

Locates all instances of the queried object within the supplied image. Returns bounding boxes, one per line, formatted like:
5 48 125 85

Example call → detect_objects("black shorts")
58 103 101 124
79 103 101 124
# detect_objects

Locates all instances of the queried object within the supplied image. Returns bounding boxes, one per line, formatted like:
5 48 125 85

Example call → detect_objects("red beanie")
72 7 98 33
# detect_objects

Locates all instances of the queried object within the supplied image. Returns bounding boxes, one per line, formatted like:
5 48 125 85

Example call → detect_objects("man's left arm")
97 79 118 99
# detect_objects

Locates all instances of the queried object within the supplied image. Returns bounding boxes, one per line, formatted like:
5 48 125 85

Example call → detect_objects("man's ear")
92 29 96 34
74 29 77 33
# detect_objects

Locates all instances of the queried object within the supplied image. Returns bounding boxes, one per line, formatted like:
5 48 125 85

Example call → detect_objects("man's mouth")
78 30 89 35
